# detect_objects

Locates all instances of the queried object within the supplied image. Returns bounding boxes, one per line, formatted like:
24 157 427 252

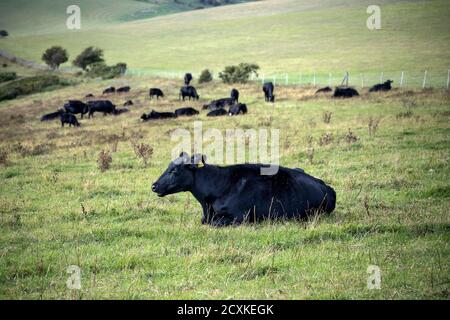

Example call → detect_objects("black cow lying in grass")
231 88 239 103
103 87 115 94
179 86 199 101
113 108 129 116
149 88 164 99
229 103 248 116
124 100 133 107
207 109 228 117
263 82 275 102
60 113 80 127
369 80 393 92
141 110 177 121
87 100 116 118
203 98 234 111
175 107 199 117
64 100 88 119
315 86 333 94
152 152 336 227
117 86 130 93
41 109 64 121
333 87 359 98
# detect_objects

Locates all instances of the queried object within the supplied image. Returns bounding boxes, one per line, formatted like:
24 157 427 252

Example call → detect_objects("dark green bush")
219 63 259 84
0 72 17 83
0 75 69 102
199 69 213 83
86 62 127 79
42 46 69 70
73 47 104 70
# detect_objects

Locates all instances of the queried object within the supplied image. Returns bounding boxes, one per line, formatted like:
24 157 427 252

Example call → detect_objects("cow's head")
152 152 206 197
140 113 148 120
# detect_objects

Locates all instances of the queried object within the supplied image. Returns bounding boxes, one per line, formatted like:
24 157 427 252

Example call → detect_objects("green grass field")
0 76 449 299
1 0 449 77
0 0 449 300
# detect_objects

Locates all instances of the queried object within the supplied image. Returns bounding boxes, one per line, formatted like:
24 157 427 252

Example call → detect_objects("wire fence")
126 68 450 89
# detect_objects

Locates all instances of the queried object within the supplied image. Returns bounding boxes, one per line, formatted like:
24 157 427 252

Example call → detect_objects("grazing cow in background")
175 107 199 117
263 82 275 102
103 87 115 94
152 152 336 227
141 110 177 121
149 88 164 99
315 86 333 94
64 100 89 119
117 86 131 93
87 100 116 118
184 73 193 85
207 109 228 117
124 100 133 107
333 87 359 98
229 103 248 116
203 98 234 110
41 109 64 121
369 80 393 92
60 113 80 127
180 86 199 101
231 88 239 103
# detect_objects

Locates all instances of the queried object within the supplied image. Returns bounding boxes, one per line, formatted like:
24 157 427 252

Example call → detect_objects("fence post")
446 70 449 89
360 73 364 88
422 70 427 89
400 71 404 88
313 72 316 87
273 77 276 86
380 72 384 83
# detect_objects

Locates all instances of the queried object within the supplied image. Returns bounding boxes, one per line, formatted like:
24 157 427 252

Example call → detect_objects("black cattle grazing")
124 100 133 107
315 86 333 94
117 86 131 93
141 110 177 121
207 109 228 117
103 87 115 94
175 107 199 117
64 100 88 119
369 80 393 92
152 152 336 227
113 108 129 116
263 82 275 102
149 88 164 99
60 113 80 127
231 88 239 103
229 103 248 116
184 73 193 85
87 100 116 118
203 98 234 110
85 93 94 98
179 86 199 101
41 109 64 121
333 87 359 98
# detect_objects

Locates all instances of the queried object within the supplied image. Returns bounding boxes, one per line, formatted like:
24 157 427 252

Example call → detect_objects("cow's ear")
180 151 189 159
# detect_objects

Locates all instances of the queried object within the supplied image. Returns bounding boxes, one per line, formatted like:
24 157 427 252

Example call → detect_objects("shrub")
42 46 69 70
199 69 213 83
0 72 17 83
73 47 104 70
345 129 358 143
0 30 8 37
219 63 259 84
0 75 69 102
97 150 112 172
319 133 333 146
133 143 153 167
87 62 127 79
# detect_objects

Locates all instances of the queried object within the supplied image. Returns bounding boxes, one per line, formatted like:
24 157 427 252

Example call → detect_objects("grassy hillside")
0 78 449 299
1 0 449 77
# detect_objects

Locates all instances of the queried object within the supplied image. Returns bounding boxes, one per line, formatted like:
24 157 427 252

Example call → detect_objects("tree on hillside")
72 47 104 70
219 63 259 84
41 46 68 70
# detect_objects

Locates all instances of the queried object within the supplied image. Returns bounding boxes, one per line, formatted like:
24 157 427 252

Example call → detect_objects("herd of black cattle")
37 73 395 226
40 72 394 128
